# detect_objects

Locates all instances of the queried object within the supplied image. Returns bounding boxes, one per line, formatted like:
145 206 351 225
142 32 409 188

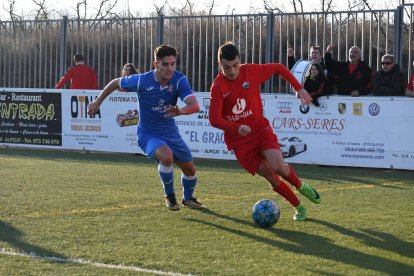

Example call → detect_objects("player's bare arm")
164 95 200 118
88 78 120 115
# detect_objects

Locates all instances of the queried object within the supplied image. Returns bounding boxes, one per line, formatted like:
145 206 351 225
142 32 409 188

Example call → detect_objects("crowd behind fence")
1 4 413 93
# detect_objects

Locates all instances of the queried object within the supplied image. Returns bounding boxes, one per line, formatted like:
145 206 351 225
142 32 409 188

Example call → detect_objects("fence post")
265 12 275 93
59 16 68 77
157 14 164 46
394 6 404 66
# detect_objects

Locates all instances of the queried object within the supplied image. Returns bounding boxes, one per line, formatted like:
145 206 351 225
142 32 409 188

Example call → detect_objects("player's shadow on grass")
0 220 67 262
188 209 414 275
310 218 414 258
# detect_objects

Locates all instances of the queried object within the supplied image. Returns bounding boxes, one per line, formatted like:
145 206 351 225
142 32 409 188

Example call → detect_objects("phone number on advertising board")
30 138 60 145
344 147 384 153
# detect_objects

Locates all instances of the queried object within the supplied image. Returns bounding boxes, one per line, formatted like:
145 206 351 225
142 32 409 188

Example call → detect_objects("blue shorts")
137 131 193 163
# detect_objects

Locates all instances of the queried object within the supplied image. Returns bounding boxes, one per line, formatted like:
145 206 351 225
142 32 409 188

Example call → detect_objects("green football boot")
298 182 321 204
293 203 307 221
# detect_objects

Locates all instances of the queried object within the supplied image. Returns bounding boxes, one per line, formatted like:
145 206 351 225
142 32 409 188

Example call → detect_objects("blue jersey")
120 70 194 136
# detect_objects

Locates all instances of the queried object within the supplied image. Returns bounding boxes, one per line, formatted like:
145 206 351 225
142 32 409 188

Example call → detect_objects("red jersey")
406 74 414 90
55 64 99 89
209 63 302 150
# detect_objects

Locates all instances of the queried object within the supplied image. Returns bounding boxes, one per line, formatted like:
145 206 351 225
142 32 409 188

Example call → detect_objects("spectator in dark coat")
324 45 373 96
288 45 335 94
287 46 325 70
373 54 405 96
304 62 327 107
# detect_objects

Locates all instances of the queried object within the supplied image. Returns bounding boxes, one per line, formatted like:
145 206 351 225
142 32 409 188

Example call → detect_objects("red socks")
283 164 302 188
273 180 300 207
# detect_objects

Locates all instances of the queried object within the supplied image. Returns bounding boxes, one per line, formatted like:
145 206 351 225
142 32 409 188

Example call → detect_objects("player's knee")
155 146 173 165
182 166 196 176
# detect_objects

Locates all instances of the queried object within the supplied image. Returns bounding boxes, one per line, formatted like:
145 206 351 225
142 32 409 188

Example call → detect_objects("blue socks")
181 173 197 200
158 163 174 195
158 164 197 200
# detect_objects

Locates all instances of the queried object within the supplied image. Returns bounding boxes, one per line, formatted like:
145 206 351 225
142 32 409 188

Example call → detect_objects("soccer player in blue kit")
87 45 203 210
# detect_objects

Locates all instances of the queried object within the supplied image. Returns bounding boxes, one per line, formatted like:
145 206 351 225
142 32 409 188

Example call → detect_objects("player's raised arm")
88 78 120 116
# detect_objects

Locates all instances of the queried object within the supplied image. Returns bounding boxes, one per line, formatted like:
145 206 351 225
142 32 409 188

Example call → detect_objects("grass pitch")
0 148 413 275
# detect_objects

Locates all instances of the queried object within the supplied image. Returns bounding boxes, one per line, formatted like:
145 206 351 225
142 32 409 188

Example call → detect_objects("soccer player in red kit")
209 42 321 221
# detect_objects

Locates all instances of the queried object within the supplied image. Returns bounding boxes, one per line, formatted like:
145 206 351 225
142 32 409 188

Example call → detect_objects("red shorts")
232 128 280 175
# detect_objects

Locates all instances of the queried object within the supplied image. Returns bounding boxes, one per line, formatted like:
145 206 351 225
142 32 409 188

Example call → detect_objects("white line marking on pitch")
0 248 193 276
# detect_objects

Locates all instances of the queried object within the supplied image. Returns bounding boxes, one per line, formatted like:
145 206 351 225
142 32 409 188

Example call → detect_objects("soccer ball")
252 199 280 228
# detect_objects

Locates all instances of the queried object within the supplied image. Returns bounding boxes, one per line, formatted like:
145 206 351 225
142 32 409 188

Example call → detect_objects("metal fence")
1 4 413 93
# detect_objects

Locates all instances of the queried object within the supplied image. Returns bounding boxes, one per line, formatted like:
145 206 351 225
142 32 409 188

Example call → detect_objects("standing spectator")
373 54 405 96
405 60 414 97
121 63 139 77
88 45 203 210
209 42 320 221
324 44 373 96
118 63 139 92
287 45 325 70
304 62 327 106
55 53 99 89
288 45 335 94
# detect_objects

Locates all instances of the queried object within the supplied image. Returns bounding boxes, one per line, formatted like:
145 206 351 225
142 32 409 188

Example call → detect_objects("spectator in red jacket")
405 60 414 97
55 53 99 89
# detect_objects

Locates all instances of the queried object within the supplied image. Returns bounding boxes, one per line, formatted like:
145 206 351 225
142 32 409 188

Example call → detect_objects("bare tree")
167 0 198 16
3 0 22 21
32 0 52 20
292 0 304 13
73 0 118 20
262 0 286 13
319 0 334 12
153 0 168 16
207 0 216 15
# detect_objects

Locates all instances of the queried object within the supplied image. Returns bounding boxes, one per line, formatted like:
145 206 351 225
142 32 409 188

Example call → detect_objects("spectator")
118 63 139 92
288 45 335 94
55 53 99 89
324 44 373 96
373 54 405 96
304 62 327 106
287 45 325 70
121 63 139 77
405 60 414 97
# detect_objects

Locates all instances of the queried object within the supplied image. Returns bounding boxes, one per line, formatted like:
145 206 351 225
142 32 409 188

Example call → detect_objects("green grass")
0 147 413 275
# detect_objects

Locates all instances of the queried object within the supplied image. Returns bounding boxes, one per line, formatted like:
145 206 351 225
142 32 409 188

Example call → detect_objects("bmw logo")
300 104 310 114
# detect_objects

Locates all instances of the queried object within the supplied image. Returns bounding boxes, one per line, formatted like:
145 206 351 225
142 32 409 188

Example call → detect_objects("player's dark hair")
154 45 178 60
218 42 239 62
73 53 85 63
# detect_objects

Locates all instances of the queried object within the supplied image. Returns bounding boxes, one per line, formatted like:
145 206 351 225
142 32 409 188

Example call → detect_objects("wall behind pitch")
0 89 413 170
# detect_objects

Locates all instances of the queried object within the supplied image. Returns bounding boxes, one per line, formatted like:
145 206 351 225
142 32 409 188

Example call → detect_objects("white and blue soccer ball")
252 199 280 228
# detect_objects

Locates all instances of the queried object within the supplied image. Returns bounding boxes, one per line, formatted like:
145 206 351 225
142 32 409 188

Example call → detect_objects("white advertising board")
1 89 413 170
60 90 141 154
